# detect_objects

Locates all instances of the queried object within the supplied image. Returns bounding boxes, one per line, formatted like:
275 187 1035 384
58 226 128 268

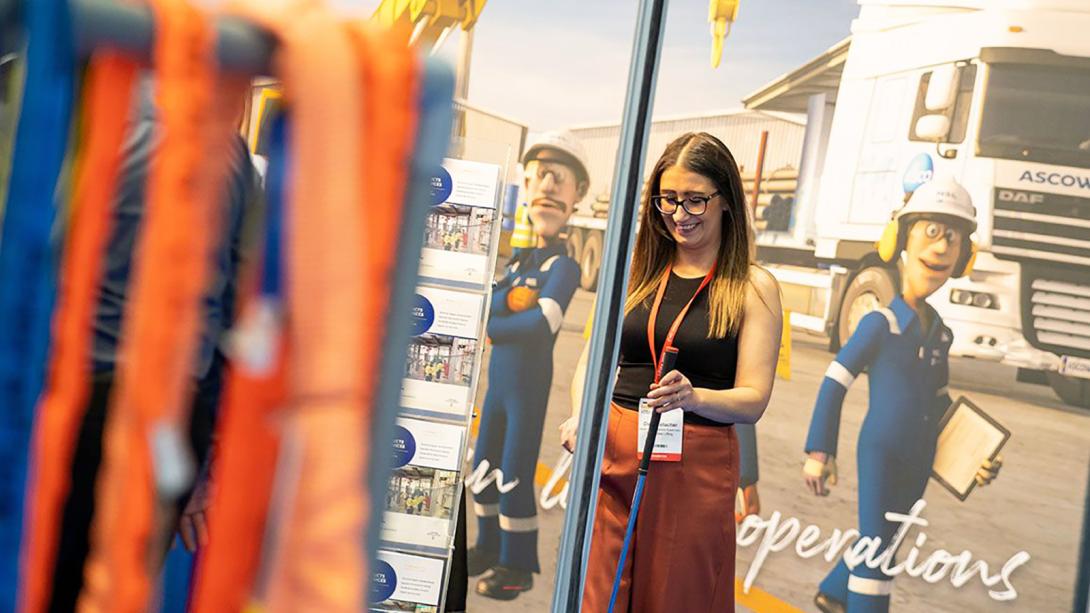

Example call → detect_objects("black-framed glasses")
651 191 719 216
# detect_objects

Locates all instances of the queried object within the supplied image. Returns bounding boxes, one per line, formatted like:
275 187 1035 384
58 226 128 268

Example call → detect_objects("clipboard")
931 395 1011 501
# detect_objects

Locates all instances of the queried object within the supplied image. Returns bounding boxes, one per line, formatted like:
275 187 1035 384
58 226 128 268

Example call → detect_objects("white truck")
746 0 1090 408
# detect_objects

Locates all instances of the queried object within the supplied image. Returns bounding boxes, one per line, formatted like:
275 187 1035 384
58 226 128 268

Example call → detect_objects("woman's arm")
690 267 782 423
647 266 783 424
560 340 591 452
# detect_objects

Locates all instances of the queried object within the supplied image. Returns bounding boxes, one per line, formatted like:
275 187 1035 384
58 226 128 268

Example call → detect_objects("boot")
475 566 533 601
466 547 498 577
814 591 846 613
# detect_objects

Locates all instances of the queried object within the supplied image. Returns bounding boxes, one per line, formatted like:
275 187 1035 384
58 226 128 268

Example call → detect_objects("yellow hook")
708 0 740 68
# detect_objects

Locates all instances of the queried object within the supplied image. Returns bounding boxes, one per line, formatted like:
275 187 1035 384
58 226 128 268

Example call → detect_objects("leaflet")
419 158 501 286
400 286 484 419
371 550 445 611
381 419 464 549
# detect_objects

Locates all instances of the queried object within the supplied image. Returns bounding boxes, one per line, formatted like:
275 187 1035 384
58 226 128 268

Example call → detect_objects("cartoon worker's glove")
735 484 761 523
975 455 1002 487
506 286 540 312
803 453 837 497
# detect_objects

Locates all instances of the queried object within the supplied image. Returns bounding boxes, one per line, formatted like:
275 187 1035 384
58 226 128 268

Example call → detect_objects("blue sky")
345 1 861 130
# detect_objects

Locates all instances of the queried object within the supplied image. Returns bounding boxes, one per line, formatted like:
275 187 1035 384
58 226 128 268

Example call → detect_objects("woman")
561 132 782 612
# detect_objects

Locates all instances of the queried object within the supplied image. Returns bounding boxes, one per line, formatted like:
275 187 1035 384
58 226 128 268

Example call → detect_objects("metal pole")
1076 470 1090 613
0 0 15 29
750 129 768 216
551 0 668 610
4 0 276 74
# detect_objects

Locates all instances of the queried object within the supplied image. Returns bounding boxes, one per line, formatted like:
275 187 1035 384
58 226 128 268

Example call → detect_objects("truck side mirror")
915 114 951 141
925 65 959 111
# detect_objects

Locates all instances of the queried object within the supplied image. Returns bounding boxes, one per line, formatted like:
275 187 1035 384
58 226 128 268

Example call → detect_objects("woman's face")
657 165 725 254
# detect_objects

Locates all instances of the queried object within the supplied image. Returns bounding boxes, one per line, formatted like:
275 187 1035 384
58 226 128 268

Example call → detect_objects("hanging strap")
191 1 370 611
18 54 138 613
346 13 420 562
0 0 75 607
190 110 292 613
78 0 247 609
243 8 369 612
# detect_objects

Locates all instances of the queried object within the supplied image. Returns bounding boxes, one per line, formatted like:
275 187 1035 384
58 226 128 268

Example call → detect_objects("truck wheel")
1047 372 1090 409
836 266 897 350
580 231 602 291
567 228 585 264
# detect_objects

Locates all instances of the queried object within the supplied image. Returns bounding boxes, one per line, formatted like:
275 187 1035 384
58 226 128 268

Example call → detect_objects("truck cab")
750 0 1090 407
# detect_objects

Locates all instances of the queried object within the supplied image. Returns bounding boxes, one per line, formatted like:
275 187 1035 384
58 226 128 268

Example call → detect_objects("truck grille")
1022 271 1090 358
993 189 1090 267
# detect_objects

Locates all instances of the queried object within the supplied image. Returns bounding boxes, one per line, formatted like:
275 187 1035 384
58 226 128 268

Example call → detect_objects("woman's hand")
559 415 579 453
646 369 698 413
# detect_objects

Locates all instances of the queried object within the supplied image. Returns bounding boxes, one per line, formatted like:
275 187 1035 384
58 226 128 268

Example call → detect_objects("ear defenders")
876 216 977 278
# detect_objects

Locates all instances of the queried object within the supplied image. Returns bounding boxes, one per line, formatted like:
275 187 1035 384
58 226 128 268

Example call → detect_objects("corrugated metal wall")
455 101 528 182
570 111 806 200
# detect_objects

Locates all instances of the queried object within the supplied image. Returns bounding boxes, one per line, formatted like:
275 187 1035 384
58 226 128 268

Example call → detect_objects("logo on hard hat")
903 153 934 194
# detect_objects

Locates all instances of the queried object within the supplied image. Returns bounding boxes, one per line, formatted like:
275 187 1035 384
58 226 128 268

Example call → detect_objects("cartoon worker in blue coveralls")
470 131 588 600
803 175 1002 613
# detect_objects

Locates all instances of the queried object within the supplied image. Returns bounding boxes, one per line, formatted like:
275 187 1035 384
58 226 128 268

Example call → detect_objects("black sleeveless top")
612 272 739 427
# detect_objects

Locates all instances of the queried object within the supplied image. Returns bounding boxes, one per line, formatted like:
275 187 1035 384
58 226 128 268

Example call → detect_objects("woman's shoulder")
745 265 781 309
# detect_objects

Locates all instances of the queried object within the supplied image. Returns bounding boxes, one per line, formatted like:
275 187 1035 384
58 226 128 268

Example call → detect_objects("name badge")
638 398 683 461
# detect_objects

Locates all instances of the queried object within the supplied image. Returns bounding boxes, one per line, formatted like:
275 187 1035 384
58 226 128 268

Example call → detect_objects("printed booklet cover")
380 418 465 549
370 550 445 612
400 286 484 419
418 158 501 286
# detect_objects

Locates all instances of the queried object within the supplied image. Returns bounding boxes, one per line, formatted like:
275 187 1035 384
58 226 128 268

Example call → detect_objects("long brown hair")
624 132 754 338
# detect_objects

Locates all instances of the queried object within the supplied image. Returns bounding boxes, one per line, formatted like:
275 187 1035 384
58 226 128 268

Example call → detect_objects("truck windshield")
978 64 1090 169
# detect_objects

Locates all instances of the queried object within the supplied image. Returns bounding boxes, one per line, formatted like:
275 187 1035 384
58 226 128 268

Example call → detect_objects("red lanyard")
646 262 715 383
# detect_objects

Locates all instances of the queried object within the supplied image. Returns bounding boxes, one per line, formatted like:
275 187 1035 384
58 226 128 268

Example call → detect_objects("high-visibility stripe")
510 202 534 248
540 297 564 334
18 55 137 613
824 361 855 389
876 307 901 335
848 575 892 596
499 514 539 533
474 502 499 517
541 255 559 272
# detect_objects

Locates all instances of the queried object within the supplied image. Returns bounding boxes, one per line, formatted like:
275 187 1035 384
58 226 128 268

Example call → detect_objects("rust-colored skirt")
583 403 739 612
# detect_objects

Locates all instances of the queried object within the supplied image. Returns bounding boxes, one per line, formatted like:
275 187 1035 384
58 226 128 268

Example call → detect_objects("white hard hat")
898 174 976 231
522 130 590 186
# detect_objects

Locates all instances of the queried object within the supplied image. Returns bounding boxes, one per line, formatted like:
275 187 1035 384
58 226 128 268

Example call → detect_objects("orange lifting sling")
78 0 248 610
261 23 420 612
18 54 138 613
